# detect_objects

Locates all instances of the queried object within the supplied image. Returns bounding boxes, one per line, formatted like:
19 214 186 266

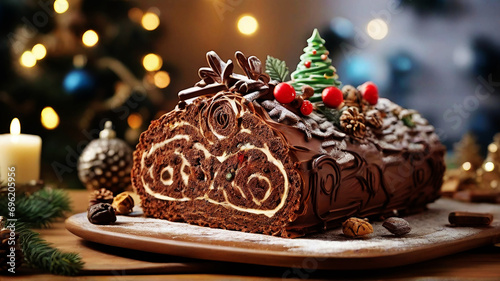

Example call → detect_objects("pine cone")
340 107 366 139
365 109 383 130
89 188 114 207
0 228 23 272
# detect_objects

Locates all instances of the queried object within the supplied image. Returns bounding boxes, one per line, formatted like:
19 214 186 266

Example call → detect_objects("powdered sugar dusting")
70 199 500 257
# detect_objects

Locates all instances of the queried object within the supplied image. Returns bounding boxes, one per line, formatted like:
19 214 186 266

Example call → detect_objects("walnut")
89 188 114 207
112 192 135 215
365 109 383 130
342 217 373 238
340 107 366 139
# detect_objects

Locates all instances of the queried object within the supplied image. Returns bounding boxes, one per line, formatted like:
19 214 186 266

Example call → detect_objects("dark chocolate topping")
179 51 275 102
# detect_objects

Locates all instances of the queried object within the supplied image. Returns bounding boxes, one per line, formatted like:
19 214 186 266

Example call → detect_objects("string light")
20 51 37 68
127 113 143 129
32 44 47 60
142 53 162 71
82 30 99 47
461 161 471 171
54 0 69 14
141 12 160 31
154 71 170 88
484 161 495 172
237 15 258 35
41 107 60 130
366 18 388 40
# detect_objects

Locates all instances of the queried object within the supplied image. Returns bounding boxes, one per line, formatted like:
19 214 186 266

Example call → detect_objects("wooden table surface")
9 190 500 280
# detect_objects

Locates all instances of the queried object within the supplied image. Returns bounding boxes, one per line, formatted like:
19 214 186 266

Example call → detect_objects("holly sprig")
265 56 289 82
315 104 345 127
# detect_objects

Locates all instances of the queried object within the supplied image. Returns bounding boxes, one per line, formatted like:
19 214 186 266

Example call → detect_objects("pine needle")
1 188 84 275
17 223 84 276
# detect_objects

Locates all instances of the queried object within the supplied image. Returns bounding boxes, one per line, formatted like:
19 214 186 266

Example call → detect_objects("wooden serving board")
66 198 500 270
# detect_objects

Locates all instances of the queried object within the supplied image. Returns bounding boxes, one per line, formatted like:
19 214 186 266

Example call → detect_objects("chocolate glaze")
133 51 445 237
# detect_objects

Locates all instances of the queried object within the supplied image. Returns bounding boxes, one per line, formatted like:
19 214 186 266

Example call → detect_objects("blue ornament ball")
63 69 95 95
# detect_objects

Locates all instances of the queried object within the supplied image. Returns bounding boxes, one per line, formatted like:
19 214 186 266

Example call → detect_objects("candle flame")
10 118 21 135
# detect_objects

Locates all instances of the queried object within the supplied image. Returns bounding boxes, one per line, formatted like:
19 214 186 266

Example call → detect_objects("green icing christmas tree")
291 29 341 102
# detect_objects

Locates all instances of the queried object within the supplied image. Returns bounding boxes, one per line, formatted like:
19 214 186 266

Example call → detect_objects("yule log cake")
132 29 445 237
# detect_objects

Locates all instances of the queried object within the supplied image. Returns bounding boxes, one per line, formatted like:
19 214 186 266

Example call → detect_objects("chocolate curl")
180 51 275 102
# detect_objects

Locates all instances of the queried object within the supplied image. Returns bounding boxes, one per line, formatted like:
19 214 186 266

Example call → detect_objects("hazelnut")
112 192 135 215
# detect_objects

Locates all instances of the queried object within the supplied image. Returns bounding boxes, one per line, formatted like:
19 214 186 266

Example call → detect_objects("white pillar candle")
0 118 42 185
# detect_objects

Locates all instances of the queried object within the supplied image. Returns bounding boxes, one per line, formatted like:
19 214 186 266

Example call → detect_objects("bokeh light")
142 53 162 71
154 71 171 88
141 12 160 31
237 15 258 35
484 161 495 172
41 107 60 130
32 44 47 60
367 18 388 40
461 161 471 171
20 51 37 68
127 113 143 129
129 7 143 23
54 0 69 14
82 30 99 47
489 143 498 153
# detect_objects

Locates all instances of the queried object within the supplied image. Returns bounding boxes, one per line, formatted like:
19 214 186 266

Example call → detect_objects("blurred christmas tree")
0 0 171 187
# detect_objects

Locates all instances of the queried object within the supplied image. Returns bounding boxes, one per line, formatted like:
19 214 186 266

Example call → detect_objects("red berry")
322 87 343 108
300 100 313 116
359 82 379 105
273 83 296 104
304 61 311 68
312 50 317 55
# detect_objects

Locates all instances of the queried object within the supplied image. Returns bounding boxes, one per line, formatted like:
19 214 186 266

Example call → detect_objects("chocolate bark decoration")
179 51 274 102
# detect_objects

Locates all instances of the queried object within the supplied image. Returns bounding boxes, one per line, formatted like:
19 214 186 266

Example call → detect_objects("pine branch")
17 223 84 276
0 188 84 275
1 188 72 228
265 56 289 82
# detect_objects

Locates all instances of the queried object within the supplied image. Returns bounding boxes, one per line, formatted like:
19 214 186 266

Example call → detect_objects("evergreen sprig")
265 56 289 82
17 223 84 276
1 188 84 275
12 189 72 228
